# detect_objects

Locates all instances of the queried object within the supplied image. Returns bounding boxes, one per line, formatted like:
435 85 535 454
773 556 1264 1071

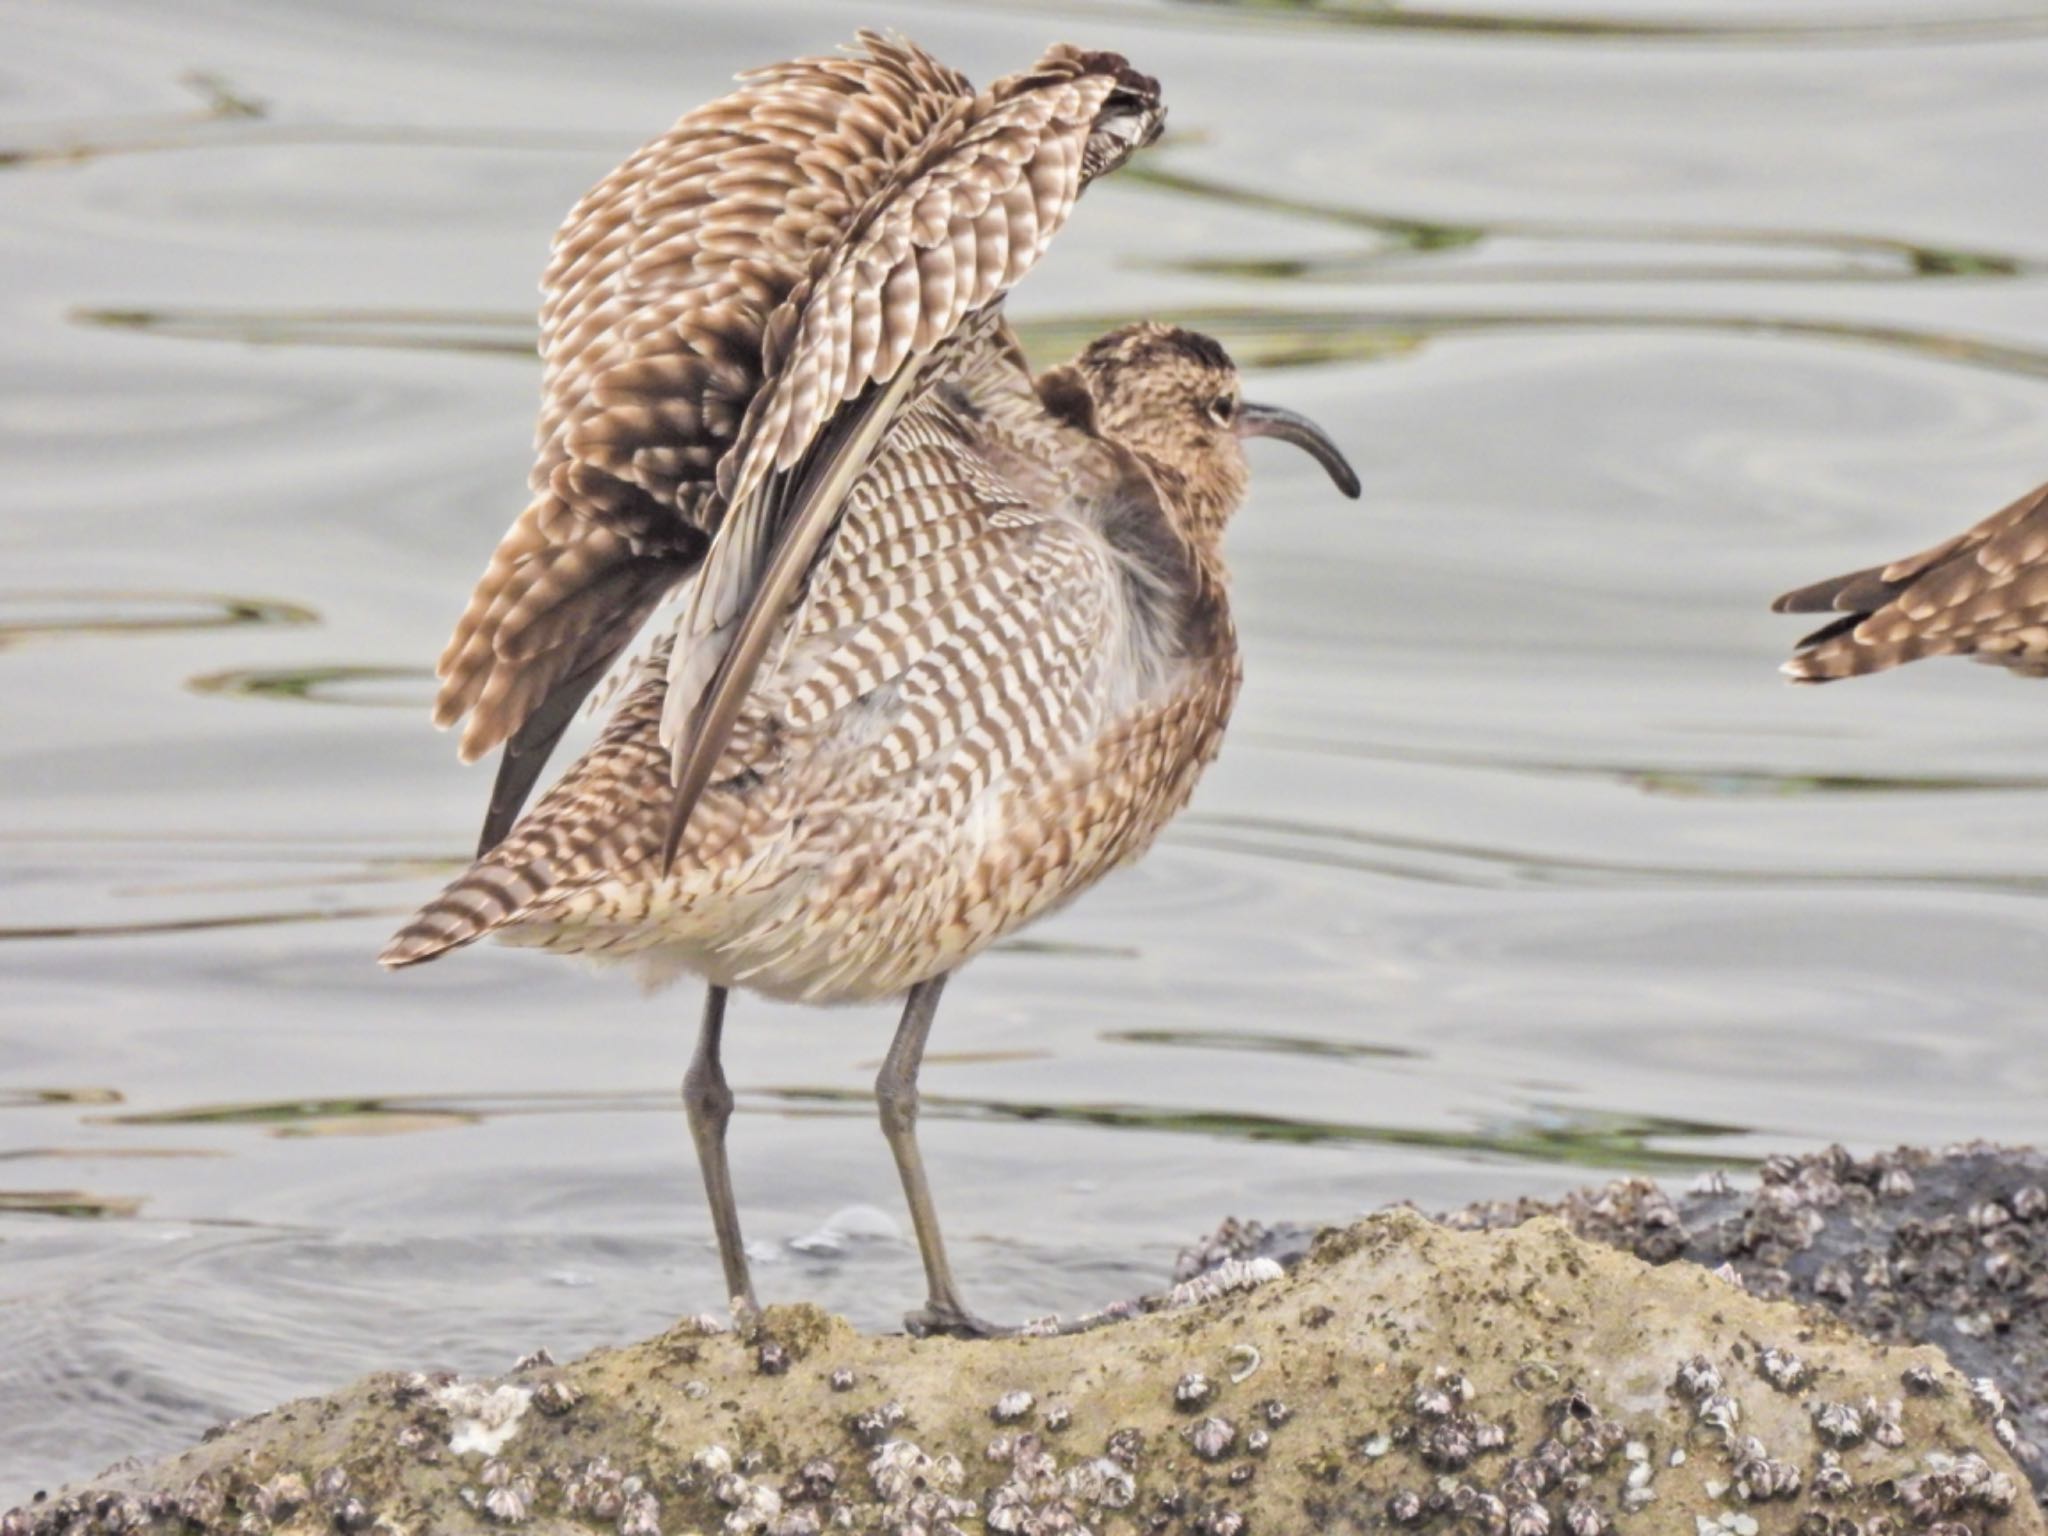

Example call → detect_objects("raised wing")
431 33 981 845
661 53 1163 861
1775 479 2048 680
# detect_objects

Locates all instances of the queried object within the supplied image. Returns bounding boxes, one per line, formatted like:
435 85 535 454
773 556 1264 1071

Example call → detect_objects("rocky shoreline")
1183 1142 2048 1500
6 1144 2044 1534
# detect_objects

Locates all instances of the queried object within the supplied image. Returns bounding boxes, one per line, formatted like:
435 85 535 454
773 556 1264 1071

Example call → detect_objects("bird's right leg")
681 984 757 1316
877 973 1007 1338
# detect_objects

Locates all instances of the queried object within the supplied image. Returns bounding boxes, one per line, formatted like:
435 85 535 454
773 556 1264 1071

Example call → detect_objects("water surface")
4 0 2047 1502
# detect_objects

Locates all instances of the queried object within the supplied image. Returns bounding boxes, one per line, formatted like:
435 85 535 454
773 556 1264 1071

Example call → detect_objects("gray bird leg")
682 984 757 1316
876 973 1004 1337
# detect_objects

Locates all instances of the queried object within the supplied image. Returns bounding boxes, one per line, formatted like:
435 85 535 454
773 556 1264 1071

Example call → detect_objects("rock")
5 1209 2039 1533
1184 1143 2048 1497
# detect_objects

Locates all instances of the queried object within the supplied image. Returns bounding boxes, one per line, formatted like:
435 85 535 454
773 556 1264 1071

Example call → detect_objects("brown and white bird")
1776 480 2048 681
381 32 1360 1335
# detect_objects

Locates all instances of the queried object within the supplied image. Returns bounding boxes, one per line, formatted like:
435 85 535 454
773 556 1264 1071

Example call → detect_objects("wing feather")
658 363 924 866
432 34 1158 858
716 71 1118 515
430 32 979 794
649 59 1151 859
1777 479 2048 680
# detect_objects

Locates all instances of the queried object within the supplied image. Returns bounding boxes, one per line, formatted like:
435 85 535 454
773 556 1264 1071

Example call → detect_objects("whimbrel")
1776 480 2048 681
382 33 1361 1335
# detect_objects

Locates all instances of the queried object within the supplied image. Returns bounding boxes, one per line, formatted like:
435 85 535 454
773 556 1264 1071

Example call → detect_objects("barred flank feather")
379 859 555 968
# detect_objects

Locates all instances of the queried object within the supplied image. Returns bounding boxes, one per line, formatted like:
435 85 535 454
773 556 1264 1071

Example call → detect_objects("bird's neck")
1132 444 1244 557
1100 445 1235 671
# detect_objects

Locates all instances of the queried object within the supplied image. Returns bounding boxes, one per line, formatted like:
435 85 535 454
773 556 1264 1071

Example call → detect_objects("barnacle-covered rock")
8 1209 2039 1534
1190 1141 2048 1496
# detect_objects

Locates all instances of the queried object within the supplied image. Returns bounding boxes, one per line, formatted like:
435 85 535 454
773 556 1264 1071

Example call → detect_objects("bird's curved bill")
1238 402 1362 500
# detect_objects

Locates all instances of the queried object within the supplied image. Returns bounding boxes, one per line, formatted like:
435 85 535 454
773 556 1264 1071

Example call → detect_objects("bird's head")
1066 323 1360 539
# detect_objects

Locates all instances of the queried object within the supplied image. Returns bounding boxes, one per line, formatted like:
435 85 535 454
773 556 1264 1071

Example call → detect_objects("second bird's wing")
1775 479 2048 680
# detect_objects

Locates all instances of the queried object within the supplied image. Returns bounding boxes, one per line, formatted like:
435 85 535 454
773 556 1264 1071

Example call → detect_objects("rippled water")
5 0 2048 1502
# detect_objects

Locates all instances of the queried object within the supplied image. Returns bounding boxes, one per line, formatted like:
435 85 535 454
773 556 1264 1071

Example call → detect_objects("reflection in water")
0 1191 143 1219
1246 730 2048 798
1179 811 2048 897
0 1147 221 1161
73 306 531 357
106 1090 670 1129
0 1089 124 1110
771 1087 1751 1171
1125 163 2038 285
104 1085 1749 1171
0 906 401 942
187 664 431 708
1103 1026 1421 1061
3 124 622 171
0 71 261 169
1148 0 2048 44
1020 306 2048 381
0 73 620 171
100 1101 480 1139
0 591 317 650
70 302 2048 381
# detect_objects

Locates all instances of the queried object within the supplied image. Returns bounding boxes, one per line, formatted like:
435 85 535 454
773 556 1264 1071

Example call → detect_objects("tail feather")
387 639 675 971
379 859 552 969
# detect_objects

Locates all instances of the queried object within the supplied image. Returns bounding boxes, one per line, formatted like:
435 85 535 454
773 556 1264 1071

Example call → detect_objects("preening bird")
1776 480 2048 682
382 32 1361 1335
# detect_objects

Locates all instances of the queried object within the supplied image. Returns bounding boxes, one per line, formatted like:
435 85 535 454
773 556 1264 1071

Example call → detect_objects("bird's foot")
903 1301 1012 1339
728 1292 765 1338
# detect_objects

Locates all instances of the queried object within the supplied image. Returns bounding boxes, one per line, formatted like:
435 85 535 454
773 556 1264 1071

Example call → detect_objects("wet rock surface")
7 1204 2041 1535
1179 1143 2048 1500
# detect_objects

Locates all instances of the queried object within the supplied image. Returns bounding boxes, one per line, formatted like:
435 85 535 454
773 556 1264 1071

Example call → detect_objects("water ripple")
101 1085 1750 1172
1245 730 2048 798
0 70 260 169
0 591 318 651
0 1191 142 1219
1177 810 2048 896
69 303 2048 382
999 0 2048 45
186 664 431 708
1102 1026 1422 1062
0 1089 123 1111
1125 163 2042 285
0 72 618 171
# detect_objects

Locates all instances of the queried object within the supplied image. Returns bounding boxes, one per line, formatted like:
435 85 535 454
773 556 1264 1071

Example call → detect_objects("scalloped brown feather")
659 51 1161 846
433 32 981 774
433 31 1160 864
1776 479 2048 681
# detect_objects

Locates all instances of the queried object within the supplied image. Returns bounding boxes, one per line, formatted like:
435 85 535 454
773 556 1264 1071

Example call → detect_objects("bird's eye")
1207 394 1237 426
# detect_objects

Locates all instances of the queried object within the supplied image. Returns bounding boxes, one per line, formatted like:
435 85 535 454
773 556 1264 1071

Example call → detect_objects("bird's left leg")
875 972 1006 1338
682 984 758 1319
